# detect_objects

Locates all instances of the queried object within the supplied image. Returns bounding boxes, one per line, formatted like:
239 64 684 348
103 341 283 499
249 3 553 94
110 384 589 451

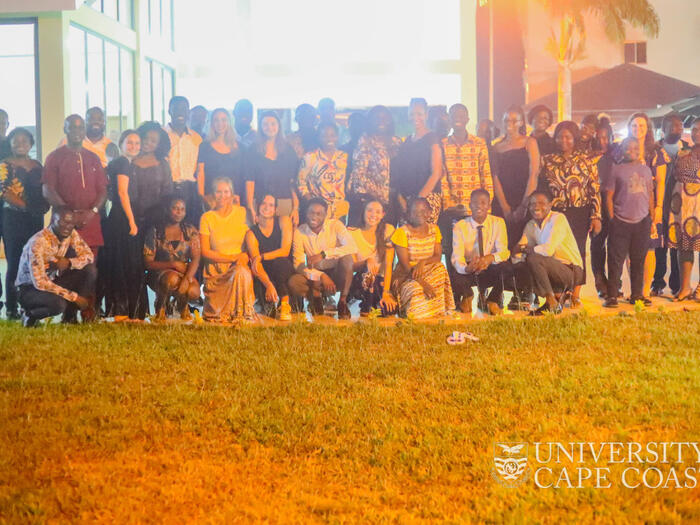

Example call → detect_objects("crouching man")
451 189 510 315
15 207 96 326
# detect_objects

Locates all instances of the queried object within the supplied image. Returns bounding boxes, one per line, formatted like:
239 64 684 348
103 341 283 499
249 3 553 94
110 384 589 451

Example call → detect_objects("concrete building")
0 0 177 161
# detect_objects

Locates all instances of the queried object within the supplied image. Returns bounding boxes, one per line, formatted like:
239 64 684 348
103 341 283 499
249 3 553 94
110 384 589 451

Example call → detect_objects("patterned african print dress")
390 224 455 319
668 149 700 252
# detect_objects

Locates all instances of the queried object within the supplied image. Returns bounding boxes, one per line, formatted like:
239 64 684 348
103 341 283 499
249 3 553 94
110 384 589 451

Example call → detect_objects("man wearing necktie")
450 189 511 314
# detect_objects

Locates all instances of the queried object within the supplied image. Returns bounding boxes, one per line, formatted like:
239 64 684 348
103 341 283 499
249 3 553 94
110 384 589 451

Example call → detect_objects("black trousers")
437 207 469 267
607 216 651 300
18 264 97 320
590 212 609 290
260 257 295 298
525 252 581 298
3 209 44 313
450 262 508 305
559 206 591 284
652 246 680 294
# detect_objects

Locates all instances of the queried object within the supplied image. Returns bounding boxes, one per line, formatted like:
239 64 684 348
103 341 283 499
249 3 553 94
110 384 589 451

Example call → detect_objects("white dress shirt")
518 211 583 268
451 215 510 274
292 219 358 275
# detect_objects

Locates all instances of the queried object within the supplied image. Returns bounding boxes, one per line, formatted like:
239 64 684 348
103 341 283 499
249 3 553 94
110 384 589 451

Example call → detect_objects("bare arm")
523 136 540 205
200 233 246 264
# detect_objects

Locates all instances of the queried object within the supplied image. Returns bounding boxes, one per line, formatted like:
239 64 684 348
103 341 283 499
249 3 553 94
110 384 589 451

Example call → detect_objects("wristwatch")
320 251 326 259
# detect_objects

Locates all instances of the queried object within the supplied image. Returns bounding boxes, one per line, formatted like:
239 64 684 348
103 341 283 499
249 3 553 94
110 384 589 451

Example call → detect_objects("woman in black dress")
246 193 295 320
245 111 300 226
492 106 540 247
0 128 48 319
196 108 244 211
393 98 443 224
106 122 172 320
527 104 556 156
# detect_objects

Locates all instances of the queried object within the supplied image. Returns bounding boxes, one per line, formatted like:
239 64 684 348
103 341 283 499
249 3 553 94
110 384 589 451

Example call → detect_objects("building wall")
0 0 176 162
522 0 700 103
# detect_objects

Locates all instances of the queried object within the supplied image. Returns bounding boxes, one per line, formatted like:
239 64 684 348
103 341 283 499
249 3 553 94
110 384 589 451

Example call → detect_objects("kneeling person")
451 189 510 315
15 207 96 326
289 197 358 319
512 191 583 315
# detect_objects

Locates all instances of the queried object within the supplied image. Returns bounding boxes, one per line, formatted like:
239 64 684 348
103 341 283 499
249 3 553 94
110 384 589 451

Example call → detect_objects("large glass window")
87 0 133 28
148 0 174 49
0 20 39 157
69 24 135 143
144 59 175 125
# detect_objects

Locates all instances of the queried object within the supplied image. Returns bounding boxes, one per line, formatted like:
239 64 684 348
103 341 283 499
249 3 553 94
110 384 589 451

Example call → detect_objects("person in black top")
246 194 295 321
340 111 367 177
0 128 49 319
428 106 450 141
245 111 300 226
287 103 319 159
196 108 244 211
393 98 443 224
578 114 599 154
527 104 556 156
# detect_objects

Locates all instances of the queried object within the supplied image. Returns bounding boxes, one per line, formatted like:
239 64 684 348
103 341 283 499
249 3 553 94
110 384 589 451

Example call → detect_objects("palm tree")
480 0 660 120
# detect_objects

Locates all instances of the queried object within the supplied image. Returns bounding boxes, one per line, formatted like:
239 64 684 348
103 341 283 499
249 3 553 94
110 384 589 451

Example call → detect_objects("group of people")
0 95 698 327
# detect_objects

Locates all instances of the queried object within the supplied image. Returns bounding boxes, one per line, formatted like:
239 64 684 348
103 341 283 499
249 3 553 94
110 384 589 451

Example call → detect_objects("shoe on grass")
630 296 652 307
486 301 502 316
603 297 618 308
337 300 351 320
21 312 38 328
278 301 292 321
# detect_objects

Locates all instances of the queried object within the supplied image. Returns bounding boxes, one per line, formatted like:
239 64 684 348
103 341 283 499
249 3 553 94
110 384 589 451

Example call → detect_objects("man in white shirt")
512 190 583 315
289 198 358 319
164 96 203 224
451 189 510 315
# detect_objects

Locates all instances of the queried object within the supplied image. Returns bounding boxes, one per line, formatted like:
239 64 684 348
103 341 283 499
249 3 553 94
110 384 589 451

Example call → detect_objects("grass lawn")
1 311 700 523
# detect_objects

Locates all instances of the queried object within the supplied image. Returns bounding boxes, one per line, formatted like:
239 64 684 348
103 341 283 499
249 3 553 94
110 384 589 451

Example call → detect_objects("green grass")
1 312 699 523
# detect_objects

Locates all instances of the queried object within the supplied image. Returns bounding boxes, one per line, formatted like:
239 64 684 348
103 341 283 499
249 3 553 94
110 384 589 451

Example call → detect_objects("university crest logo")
491 442 530 487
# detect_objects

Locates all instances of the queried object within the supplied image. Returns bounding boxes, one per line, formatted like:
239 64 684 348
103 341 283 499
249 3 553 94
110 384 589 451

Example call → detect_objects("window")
624 42 647 64
0 20 40 158
69 24 135 143
148 0 174 49
144 59 175 125
87 0 134 28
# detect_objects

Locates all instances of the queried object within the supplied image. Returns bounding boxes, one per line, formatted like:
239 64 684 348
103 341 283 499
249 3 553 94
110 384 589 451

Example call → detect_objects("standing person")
527 104 556 156
348 199 397 315
590 120 617 297
540 120 602 306
391 197 455 319
289 198 357 319
491 106 540 249
164 96 202 224
578 114 599 155
102 129 141 319
603 137 654 307
427 106 450 141
347 105 401 226
106 122 172 320
287 103 319 159
477 119 500 146
512 191 584 316
317 97 336 127
15 207 96 327
297 122 348 220
246 194 295 321
0 128 49 319
438 103 494 266
625 113 670 298
188 105 208 138
451 189 510 315
59 107 119 168
340 111 367 178
43 115 108 257
144 197 201 320
233 99 258 150
0 109 10 160
667 117 700 301
196 108 244 211
245 110 300 225
393 98 443 224
200 178 256 323
652 113 690 297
